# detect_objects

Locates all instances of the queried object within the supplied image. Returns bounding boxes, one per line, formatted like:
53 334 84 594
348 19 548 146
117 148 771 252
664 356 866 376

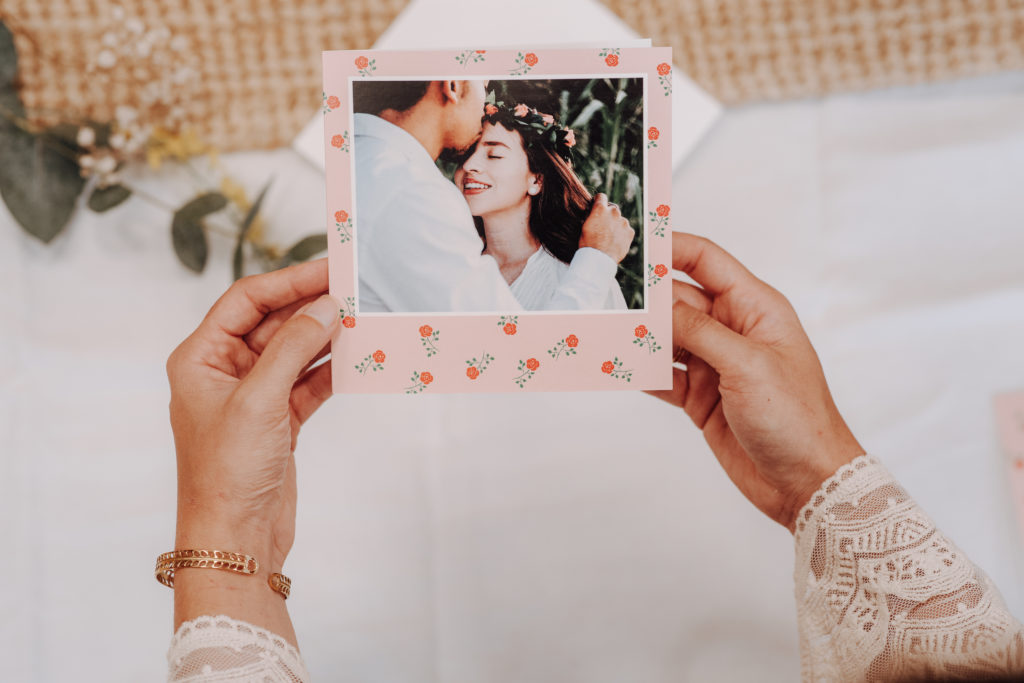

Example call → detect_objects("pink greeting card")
994 391 1024 545
322 47 674 394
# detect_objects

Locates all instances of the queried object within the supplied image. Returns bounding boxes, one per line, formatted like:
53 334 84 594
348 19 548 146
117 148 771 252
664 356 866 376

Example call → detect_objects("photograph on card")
350 76 645 314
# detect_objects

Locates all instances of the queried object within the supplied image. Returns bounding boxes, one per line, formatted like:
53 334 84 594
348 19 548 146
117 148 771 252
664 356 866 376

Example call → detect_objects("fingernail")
302 295 341 329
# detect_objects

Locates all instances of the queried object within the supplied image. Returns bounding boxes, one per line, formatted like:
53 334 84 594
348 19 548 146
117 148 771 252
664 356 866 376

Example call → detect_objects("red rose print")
654 264 668 277
334 210 348 223
342 316 356 328
648 127 659 141
635 325 648 338
526 358 539 371
466 366 480 380
602 360 615 374
656 204 670 217
373 350 385 363
476 50 486 54
420 371 434 385
605 54 619 67
566 334 579 348
326 95 340 109
657 62 671 76
524 53 538 67
419 325 433 337
355 56 369 69
503 322 517 335
331 134 344 148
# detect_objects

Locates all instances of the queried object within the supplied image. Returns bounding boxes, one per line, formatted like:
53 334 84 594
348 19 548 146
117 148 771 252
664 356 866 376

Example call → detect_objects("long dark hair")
470 120 592 265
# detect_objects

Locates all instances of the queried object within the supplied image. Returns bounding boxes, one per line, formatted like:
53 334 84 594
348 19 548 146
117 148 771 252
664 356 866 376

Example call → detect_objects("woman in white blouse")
452 96 629 311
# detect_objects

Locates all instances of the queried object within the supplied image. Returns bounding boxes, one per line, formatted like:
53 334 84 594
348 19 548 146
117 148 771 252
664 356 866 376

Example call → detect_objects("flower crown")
482 91 576 163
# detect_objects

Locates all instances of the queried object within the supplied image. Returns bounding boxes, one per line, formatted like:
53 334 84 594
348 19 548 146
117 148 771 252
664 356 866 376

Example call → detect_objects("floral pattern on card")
339 297 356 329
464 352 494 380
404 370 433 394
330 131 350 153
657 62 672 95
602 357 633 382
321 92 340 115
647 126 659 149
418 324 440 357
632 325 663 354
648 263 668 286
334 210 352 243
498 315 519 335
599 48 621 67
456 49 486 66
547 334 579 360
355 55 376 77
356 349 386 374
509 51 538 76
513 358 540 388
649 204 670 237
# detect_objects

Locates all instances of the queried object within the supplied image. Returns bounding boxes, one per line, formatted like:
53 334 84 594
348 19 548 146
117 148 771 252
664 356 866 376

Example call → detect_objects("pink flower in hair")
541 113 554 126
485 104 498 116
564 129 576 147
513 103 530 117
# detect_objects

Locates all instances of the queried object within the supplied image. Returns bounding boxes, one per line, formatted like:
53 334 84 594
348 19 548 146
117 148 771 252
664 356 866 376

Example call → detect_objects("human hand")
166 259 338 616
649 234 865 531
579 193 634 263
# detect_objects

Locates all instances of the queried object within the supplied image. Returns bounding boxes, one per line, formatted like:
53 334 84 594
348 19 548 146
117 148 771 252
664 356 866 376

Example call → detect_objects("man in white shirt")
352 80 634 313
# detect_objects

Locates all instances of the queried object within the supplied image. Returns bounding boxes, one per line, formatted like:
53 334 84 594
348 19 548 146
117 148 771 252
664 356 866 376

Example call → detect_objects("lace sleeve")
793 455 1024 681
167 615 310 682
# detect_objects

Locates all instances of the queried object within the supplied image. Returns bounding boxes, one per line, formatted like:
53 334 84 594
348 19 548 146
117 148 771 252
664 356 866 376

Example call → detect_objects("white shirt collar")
354 113 438 170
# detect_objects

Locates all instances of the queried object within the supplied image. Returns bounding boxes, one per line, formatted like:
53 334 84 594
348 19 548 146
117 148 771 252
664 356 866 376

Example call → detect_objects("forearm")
794 455 1024 681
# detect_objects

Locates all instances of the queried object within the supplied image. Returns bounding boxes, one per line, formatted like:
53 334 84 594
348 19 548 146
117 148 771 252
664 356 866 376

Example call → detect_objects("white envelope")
293 0 721 171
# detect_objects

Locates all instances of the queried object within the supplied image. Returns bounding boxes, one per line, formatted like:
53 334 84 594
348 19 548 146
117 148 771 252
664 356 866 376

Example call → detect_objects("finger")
202 258 329 338
673 299 752 374
645 366 690 411
672 233 770 299
244 293 322 355
672 279 712 313
682 356 722 429
290 359 333 425
243 294 340 399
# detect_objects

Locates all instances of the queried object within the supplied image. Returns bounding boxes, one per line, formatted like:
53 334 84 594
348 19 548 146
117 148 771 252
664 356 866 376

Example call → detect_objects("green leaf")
171 215 208 273
87 183 131 212
0 94 86 243
279 233 327 267
232 179 272 281
171 193 226 273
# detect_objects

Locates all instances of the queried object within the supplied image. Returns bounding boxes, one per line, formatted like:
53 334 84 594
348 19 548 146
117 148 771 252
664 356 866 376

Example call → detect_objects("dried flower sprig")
0 18 325 276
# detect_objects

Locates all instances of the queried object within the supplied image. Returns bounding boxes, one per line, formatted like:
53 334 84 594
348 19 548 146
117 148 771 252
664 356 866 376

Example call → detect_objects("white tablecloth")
2 71 1023 682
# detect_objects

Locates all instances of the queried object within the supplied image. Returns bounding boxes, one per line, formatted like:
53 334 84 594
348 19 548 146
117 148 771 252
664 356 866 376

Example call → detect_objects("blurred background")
2 0 1023 681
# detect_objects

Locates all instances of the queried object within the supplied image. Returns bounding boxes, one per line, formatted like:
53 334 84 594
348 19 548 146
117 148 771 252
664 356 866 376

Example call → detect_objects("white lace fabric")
794 455 1024 681
167 615 310 682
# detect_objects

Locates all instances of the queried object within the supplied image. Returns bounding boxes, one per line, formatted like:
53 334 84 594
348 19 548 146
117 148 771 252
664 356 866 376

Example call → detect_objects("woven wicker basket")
2 0 1022 152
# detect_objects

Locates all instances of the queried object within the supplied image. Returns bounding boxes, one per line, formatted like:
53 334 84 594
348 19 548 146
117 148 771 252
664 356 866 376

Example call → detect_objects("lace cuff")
167 615 310 682
793 455 1024 681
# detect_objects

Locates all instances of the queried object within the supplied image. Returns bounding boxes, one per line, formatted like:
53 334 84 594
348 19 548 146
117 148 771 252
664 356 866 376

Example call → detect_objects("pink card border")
323 47 673 394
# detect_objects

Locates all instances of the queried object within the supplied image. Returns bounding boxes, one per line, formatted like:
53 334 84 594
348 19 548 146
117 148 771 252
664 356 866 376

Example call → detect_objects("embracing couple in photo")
351 79 634 313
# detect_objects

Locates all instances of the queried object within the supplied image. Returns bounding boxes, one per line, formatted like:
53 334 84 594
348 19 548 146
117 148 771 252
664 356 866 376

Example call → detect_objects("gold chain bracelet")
155 549 291 599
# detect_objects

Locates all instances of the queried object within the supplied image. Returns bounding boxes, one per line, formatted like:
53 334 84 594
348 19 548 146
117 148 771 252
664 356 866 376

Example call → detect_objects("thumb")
672 299 753 375
244 294 340 398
